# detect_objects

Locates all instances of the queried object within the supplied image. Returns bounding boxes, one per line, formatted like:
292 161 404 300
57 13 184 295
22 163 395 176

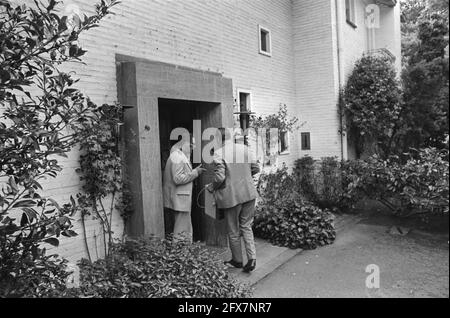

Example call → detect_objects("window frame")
301 132 311 151
236 88 252 132
279 130 290 155
258 25 272 57
345 0 357 28
236 89 252 113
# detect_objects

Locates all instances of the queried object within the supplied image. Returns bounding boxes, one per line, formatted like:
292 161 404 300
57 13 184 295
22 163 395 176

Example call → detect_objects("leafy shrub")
254 193 336 250
292 156 318 203
0 252 70 298
293 157 358 212
74 238 250 298
0 0 118 297
255 167 336 250
343 55 402 158
343 148 449 217
256 165 297 204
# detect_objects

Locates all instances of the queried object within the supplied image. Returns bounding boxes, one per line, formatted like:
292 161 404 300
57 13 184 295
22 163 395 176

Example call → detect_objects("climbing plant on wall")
250 104 302 165
74 103 133 259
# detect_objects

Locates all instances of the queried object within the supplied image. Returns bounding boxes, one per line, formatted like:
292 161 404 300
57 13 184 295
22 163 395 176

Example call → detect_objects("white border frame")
258 25 272 57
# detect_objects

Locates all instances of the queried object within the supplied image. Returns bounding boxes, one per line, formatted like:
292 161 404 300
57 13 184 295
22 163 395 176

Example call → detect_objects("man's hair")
170 135 182 147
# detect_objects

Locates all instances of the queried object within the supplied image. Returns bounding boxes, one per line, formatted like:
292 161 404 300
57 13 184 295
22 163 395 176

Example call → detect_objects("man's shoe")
224 260 243 268
243 259 256 273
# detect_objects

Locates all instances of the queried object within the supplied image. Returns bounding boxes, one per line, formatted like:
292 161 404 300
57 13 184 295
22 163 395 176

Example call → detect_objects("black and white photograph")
0 0 448 304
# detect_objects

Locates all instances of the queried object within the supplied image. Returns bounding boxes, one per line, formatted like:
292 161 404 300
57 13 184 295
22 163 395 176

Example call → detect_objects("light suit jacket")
163 148 199 213
212 142 260 209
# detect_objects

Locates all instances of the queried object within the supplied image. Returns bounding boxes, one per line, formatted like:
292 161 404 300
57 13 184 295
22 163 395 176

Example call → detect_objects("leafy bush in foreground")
0 0 118 298
0 253 70 298
75 238 250 298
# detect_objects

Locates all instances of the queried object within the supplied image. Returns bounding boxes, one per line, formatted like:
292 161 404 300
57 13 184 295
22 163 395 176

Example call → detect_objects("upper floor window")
345 0 357 28
258 25 272 56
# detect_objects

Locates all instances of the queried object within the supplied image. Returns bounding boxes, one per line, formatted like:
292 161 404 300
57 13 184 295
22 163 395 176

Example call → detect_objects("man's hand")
206 183 214 193
195 165 206 175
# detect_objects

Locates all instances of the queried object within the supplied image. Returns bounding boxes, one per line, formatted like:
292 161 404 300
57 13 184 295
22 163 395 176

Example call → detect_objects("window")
236 89 252 131
258 25 272 56
279 131 289 154
301 132 311 151
345 0 357 28
238 92 251 131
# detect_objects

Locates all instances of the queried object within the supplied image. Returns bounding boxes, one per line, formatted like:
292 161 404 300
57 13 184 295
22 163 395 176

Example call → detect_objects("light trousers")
172 210 193 243
224 199 257 263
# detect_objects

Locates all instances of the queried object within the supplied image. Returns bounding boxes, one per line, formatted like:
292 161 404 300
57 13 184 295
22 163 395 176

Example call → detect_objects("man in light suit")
208 129 260 273
163 138 205 242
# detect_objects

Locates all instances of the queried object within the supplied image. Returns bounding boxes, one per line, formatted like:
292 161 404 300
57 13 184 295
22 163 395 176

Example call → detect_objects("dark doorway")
158 98 220 242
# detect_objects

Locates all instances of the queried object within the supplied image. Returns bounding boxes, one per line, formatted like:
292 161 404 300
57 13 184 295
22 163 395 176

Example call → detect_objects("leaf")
47 0 57 11
69 45 78 57
59 16 68 32
8 176 18 192
23 207 38 222
43 237 59 247
66 230 78 237
31 179 43 190
0 69 11 83
47 198 61 211
12 199 36 208
57 216 70 225
20 213 29 227
26 38 36 50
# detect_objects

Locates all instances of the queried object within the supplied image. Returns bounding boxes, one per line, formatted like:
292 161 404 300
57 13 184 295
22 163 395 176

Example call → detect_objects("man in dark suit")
208 128 260 273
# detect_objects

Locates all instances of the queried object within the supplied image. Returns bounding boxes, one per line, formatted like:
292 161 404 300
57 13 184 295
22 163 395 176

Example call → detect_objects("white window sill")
346 20 357 29
259 50 272 57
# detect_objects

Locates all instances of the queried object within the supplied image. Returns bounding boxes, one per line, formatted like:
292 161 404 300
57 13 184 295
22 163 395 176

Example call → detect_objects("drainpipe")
335 0 348 161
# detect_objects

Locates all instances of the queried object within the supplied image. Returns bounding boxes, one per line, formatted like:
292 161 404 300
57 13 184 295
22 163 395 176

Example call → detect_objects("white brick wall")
292 0 342 160
341 0 402 79
292 0 402 161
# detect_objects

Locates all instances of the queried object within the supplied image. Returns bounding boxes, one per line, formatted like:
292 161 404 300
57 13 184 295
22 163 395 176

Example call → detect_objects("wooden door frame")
117 54 233 246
